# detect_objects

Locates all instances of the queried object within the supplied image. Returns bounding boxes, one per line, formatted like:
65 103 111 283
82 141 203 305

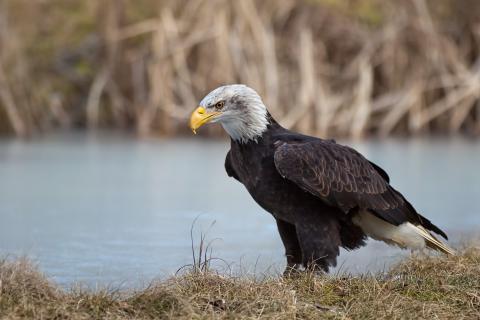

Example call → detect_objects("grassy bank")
1 248 479 319
1 0 479 138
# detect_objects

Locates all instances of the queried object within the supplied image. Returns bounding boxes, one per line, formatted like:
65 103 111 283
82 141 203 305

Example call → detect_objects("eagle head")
190 84 268 143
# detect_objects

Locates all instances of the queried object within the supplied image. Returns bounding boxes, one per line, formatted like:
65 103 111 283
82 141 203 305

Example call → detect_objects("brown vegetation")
0 0 479 138
0 248 479 319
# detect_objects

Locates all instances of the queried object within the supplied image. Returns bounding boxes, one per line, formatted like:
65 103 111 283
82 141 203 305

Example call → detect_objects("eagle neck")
231 112 282 143
230 114 285 155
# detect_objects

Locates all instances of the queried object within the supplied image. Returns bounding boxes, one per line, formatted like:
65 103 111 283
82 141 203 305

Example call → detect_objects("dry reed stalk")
283 28 316 131
106 82 128 128
0 63 27 137
214 11 234 85
85 66 109 128
419 79 480 129
0 4 27 137
379 85 421 136
161 8 196 110
86 0 123 128
138 17 166 136
47 93 71 128
237 0 279 109
350 58 373 139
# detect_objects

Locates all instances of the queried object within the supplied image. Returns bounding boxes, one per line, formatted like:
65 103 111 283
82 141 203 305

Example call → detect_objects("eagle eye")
214 101 225 110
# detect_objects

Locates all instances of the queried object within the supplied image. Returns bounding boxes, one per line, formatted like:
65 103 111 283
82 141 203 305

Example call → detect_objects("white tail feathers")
410 224 456 255
352 211 455 255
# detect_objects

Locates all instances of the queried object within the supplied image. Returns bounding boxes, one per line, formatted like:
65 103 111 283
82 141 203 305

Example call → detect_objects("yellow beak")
189 106 221 134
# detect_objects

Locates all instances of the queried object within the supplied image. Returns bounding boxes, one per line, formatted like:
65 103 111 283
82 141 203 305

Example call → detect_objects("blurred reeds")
0 0 479 138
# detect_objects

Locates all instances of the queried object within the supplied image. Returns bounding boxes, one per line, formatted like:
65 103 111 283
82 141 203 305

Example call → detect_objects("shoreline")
1 247 479 319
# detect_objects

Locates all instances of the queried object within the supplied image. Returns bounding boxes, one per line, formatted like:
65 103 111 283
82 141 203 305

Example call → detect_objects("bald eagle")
190 84 454 272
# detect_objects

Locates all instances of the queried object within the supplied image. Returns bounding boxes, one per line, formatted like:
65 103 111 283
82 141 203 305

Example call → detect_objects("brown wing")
273 139 419 227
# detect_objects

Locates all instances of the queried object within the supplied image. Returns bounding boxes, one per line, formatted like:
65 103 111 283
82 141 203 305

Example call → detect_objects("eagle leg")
275 218 303 276
295 215 341 273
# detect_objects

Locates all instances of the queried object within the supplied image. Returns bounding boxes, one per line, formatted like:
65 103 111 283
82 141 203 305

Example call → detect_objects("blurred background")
1 0 480 138
0 0 479 288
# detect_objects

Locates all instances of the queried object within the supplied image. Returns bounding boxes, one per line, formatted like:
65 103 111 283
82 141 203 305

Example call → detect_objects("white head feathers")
199 84 269 143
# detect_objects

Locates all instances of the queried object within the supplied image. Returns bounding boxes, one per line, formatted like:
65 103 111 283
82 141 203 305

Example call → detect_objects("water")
0 132 479 288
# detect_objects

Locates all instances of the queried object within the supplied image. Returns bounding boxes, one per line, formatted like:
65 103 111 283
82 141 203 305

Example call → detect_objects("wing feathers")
274 140 392 213
273 139 449 242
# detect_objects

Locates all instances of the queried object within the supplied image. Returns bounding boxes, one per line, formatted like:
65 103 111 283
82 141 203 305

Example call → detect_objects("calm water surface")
0 133 479 287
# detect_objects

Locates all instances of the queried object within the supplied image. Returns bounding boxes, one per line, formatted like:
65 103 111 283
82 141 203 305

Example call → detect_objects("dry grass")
0 0 479 138
1 248 479 319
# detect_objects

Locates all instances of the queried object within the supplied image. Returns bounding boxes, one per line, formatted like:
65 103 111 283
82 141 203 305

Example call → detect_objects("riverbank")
1 247 479 319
